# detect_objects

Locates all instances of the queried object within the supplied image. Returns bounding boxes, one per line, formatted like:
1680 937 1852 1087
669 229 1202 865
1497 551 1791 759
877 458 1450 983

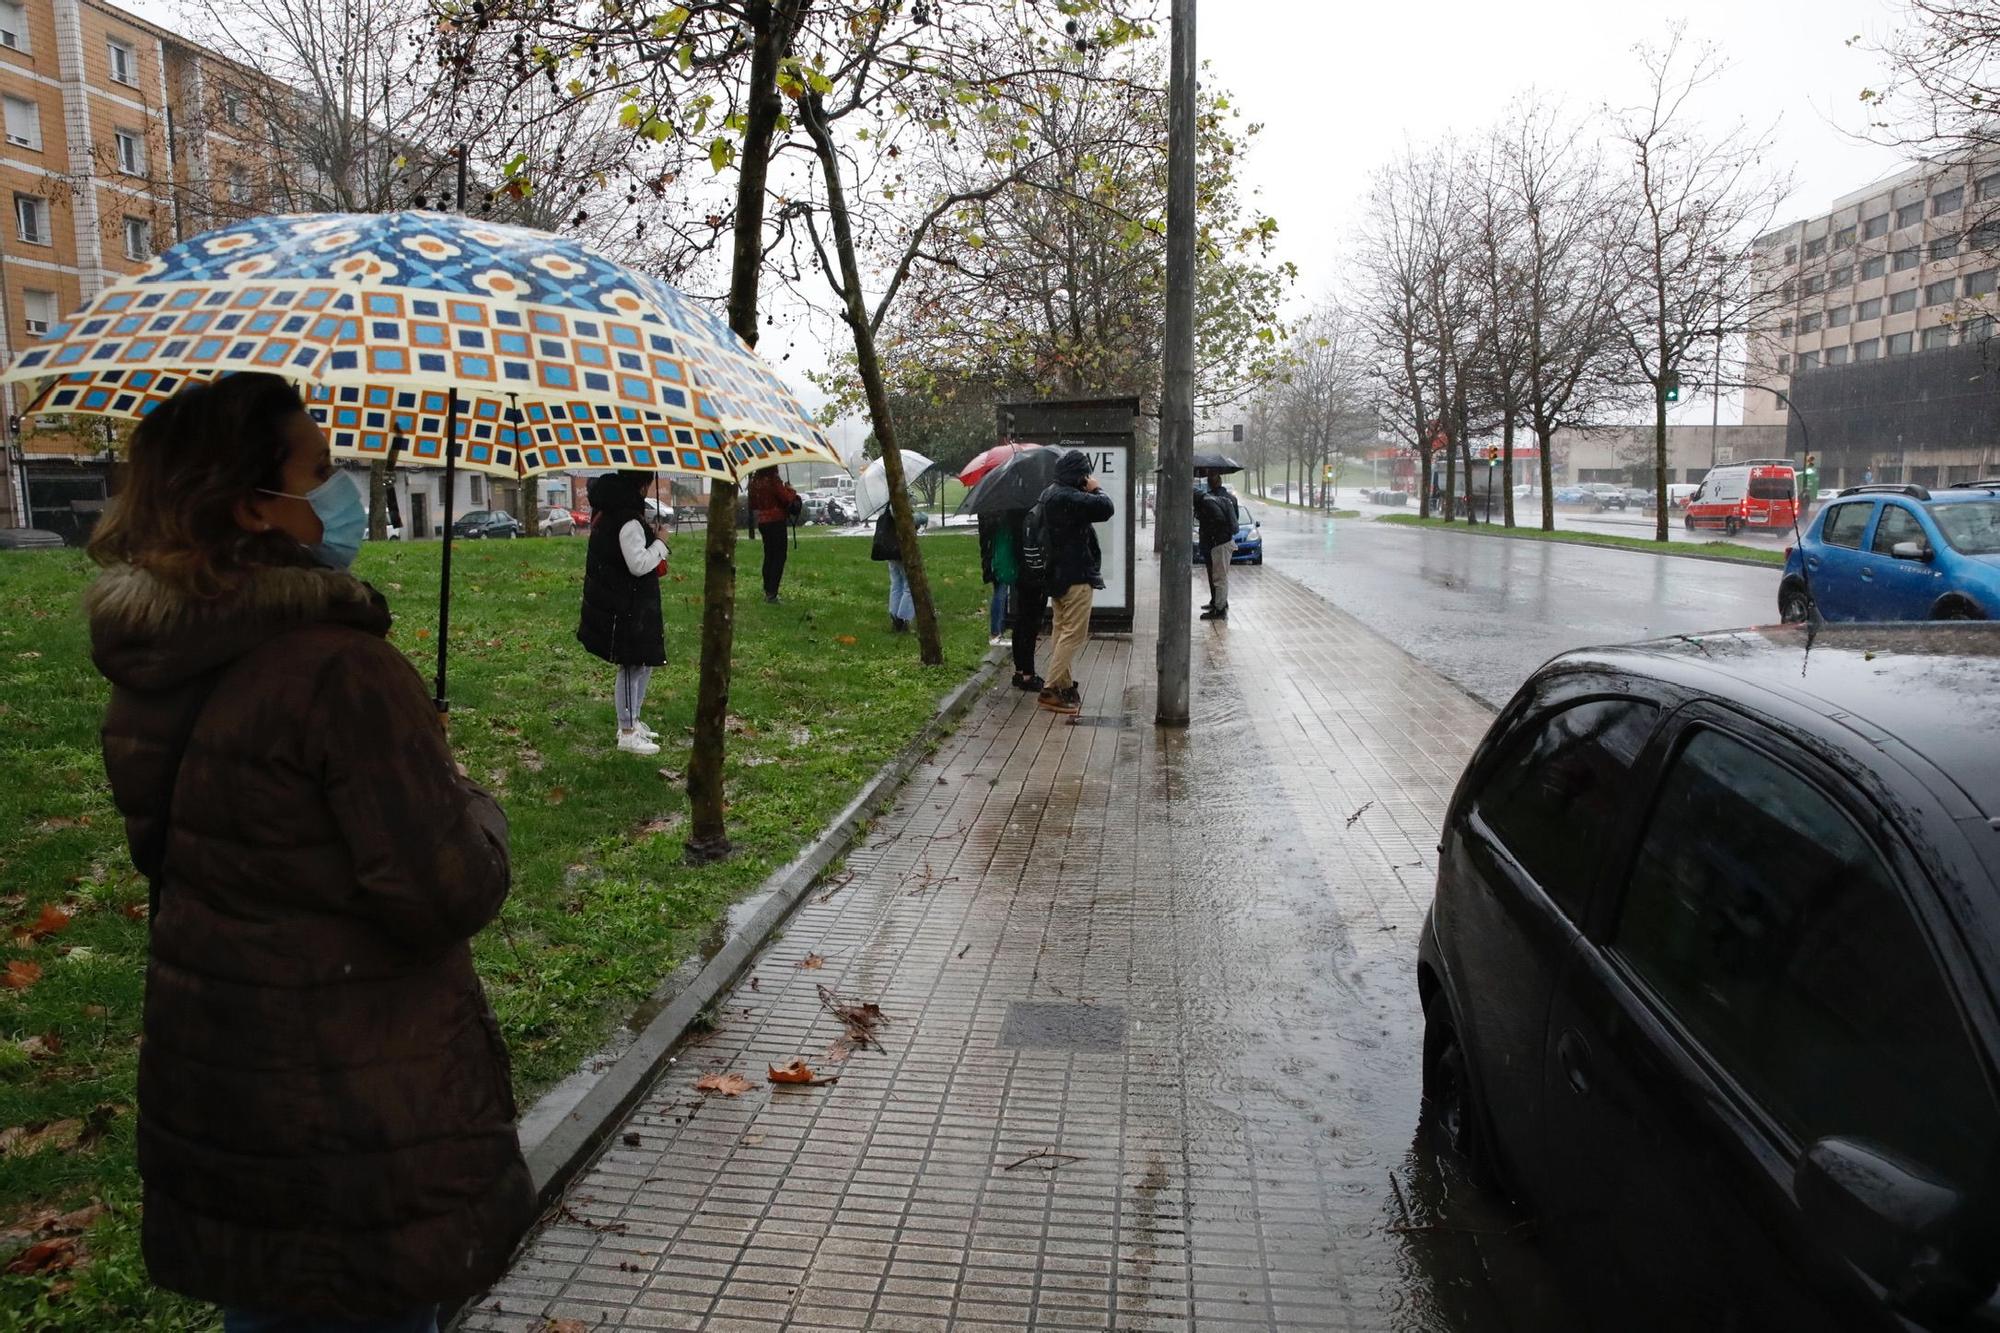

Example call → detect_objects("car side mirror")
1795 1137 1994 1327
1891 540 1934 562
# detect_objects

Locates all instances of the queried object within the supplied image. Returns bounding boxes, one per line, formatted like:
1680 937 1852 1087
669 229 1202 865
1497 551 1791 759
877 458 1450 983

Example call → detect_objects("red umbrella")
958 440 1042 488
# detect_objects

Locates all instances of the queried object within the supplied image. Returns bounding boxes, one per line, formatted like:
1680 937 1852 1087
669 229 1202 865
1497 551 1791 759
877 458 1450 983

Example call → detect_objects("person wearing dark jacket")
83 373 535 1331
977 509 1015 645
578 471 670 755
1003 507 1046 691
746 466 800 603
1036 450 1116 713
1195 472 1239 620
871 507 916 631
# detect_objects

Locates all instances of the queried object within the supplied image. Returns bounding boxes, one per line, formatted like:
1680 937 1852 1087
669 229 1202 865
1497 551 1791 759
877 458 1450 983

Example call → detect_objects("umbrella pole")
434 388 460 714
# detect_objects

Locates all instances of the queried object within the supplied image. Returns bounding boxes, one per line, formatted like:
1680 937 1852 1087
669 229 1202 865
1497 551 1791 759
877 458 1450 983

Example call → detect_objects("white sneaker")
634 721 659 741
989 634 1010 647
617 730 661 756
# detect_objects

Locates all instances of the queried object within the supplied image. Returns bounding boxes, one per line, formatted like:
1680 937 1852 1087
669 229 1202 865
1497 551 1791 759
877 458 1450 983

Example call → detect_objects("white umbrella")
853 451 936 519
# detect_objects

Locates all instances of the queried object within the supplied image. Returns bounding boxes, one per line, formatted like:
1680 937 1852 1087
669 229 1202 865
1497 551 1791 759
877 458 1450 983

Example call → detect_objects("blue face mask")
264 472 366 571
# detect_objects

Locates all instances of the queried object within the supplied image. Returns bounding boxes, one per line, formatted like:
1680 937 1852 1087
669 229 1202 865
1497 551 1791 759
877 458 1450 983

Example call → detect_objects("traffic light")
1231 423 1243 444
1484 445 1500 463
1663 372 1681 404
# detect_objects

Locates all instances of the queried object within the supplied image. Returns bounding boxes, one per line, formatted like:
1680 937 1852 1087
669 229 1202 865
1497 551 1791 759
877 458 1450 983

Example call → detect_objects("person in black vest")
577 471 668 756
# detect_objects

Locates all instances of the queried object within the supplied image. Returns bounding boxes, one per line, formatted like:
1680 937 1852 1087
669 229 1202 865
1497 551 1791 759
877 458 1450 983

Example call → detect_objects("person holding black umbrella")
1035 450 1114 714
1195 470 1239 621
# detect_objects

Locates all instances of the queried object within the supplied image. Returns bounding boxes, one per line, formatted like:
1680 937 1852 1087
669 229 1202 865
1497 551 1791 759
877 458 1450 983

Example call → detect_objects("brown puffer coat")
87 558 537 1319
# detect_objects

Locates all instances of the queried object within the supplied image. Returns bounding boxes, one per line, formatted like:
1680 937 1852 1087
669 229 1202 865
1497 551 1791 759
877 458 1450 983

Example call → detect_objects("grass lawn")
0 529 990 1328
1374 513 1787 567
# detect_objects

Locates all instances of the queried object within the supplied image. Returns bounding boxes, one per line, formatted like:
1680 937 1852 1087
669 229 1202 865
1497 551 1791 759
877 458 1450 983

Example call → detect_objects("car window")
1930 500 2000 555
1611 730 1996 1181
1473 698 1659 921
459 510 489 523
1820 502 1871 549
1748 475 1795 501
1871 504 1926 554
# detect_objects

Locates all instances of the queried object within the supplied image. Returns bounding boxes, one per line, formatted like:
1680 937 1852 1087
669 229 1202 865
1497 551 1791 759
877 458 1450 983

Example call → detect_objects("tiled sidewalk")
462 554 1518 1333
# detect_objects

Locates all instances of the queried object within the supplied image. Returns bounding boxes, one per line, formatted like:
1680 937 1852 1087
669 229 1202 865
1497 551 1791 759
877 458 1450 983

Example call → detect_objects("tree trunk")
1461 434 1478 525
1501 410 1516 528
1537 426 1556 531
367 461 389 541
521 479 541 538
686 0 807 863
1442 436 1457 521
1418 445 1432 519
801 92 942 666
1653 393 1669 542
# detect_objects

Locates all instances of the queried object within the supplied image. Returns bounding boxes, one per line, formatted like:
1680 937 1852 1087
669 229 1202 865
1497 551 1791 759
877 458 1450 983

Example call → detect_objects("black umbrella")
957 445 1065 515
1192 451 1245 475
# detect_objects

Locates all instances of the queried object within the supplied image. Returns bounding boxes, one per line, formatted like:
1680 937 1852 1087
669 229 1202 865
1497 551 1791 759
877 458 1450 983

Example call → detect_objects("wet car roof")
1585 624 2000 816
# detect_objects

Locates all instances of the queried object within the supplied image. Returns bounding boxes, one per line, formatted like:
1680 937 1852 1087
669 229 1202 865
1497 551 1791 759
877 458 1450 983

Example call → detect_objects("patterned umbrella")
0 211 837 482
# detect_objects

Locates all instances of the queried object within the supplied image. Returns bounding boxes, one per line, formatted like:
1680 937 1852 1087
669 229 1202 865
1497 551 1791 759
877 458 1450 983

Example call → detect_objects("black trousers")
1011 581 1049 675
758 521 789 597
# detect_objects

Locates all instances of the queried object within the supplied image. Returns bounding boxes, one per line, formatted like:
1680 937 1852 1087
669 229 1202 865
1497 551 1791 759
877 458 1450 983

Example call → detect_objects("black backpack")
1019 493 1051 581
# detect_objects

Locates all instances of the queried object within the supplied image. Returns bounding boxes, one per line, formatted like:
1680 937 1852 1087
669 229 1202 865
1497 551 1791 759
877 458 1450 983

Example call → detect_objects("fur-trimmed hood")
88 561 391 694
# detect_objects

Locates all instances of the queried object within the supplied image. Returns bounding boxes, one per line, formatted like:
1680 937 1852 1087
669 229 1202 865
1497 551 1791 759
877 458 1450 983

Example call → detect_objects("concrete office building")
1746 157 1999 490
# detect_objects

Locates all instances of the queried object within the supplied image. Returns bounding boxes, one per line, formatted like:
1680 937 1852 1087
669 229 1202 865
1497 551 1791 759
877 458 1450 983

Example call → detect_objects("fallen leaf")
1 1118 82 1158
749 976 760 991
693 1071 752 1096
415 629 432 639
825 1039 853 1065
740 1132 765 1146
545 786 566 806
636 814 683 837
19 1033 60 1060
2 961 42 991
120 902 148 921
21 904 70 941
768 1059 837 1086
37 1202 106 1235
81 1005 107 1019
657 767 684 783
796 953 824 970
542 1320 587 1333
621 1131 641 1147
15 651 41 660
2 1236 76 1275
835 634 858 646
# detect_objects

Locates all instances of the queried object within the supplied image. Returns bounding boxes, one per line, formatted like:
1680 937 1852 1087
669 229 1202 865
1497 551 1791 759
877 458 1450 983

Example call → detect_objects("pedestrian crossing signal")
1663 373 1681 404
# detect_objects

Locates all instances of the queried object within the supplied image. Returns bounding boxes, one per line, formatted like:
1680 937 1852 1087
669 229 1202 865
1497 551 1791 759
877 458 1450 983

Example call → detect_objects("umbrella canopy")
1192 451 1244 475
853 451 935 519
957 441 1042 489
958 444 1064 515
2 211 839 482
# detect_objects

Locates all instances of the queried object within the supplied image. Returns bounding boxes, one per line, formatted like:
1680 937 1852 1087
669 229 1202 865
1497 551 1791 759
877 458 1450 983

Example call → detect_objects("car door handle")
1806 557 1820 571
1860 567 1874 580
1556 1030 1592 1096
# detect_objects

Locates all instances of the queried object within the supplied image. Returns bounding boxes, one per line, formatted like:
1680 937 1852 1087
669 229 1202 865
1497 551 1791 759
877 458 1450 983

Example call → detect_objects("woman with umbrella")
83 373 535 1329
577 471 671 756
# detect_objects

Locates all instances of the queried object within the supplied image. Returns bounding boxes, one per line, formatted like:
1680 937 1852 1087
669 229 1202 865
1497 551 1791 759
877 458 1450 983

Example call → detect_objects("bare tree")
1609 26 1791 539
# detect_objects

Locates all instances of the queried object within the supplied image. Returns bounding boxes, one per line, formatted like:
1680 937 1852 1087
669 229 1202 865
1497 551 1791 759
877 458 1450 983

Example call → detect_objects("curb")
1368 515 1783 569
496 646 1004 1206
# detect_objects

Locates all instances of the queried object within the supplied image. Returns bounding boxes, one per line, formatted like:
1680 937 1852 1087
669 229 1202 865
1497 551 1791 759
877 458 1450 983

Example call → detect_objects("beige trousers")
1045 583 1094 689
1206 541 1234 609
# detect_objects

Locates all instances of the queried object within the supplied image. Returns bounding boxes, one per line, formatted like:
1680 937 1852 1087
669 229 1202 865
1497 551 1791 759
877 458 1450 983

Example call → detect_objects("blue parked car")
1779 480 2000 623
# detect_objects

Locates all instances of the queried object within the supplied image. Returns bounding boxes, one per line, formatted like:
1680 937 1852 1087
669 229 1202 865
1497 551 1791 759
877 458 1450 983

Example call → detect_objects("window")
1822 502 1872 548
1611 730 1997 1180
14 192 45 243
1824 344 1849 366
1894 247 1920 272
1931 234 1960 262
1879 465 1905 483
1973 220 2000 252
1854 338 1880 361
1804 237 1827 259
1801 274 1825 296
1923 325 1954 350
1779 317 1794 338
0 1 25 51
1910 466 1940 489
222 92 248 127
1781 280 1796 303
1934 186 1965 216
1799 312 1822 333
1965 268 1997 298
106 38 136 86
227 165 251 205
1784 244 1798 264
1797 351 1820 370
1777 354 1791 374
1891 288 1919 314
1829 265 1851 289
2 93 36 149
1828 305 1851 327
1897 201 1925 229
21 287 53 335
1861 255 1887 280
122 214 149 259
1980 172 2000 203
1888 330 1914 355
469 475 484 504
1862 214 1889 240
1857 297 1883 321
1874 505 1927 555
113 128 143 175
1834 225 1856 249
1473 698 1660 918
1927 278 1957 306
1964 315 1996 345
1931 500 2000 554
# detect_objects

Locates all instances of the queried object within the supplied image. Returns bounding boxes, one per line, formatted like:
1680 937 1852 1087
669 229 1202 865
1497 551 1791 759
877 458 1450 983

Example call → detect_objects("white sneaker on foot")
617 730 661 755
634 721 659 741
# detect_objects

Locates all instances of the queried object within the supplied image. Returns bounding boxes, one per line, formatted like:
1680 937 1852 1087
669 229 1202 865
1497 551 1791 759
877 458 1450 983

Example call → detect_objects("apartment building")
0 0 273 536
1746 158 2000 489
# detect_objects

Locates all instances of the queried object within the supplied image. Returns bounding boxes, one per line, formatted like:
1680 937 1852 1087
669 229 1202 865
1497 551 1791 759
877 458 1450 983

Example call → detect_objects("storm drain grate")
998 1001 1127 1051
1066 714 1134 728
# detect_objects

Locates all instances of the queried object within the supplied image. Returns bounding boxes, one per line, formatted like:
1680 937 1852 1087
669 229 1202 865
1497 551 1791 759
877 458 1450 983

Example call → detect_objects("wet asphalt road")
1247 506 1782 708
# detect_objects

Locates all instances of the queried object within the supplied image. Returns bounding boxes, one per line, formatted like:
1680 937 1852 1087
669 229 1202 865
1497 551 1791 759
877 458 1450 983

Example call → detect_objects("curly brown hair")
87 373 313 598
